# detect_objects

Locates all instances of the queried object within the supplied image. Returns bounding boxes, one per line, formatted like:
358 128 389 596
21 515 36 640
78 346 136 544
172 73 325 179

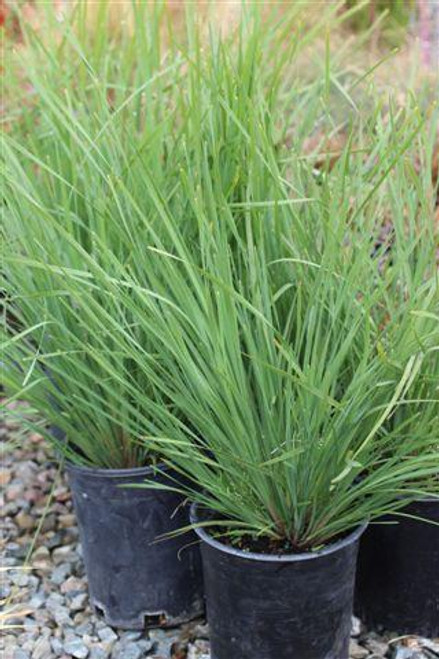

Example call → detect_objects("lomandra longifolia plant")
3 2 438 531
1 3 186 467
1 1 366 466
120 147 439 551
367 113 439 460
10 100 437 551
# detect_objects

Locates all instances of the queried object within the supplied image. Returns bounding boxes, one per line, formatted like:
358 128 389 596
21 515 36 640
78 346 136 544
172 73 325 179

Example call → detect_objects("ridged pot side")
191 503 366 659
67 463 204 630
355 498 439 636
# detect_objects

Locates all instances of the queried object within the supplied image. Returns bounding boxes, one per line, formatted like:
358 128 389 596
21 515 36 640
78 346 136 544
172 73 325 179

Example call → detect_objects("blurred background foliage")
1 0 438 87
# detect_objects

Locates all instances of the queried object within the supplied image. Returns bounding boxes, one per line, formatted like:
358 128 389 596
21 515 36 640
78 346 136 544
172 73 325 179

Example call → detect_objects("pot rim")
190 502 367 563
66 461 168 479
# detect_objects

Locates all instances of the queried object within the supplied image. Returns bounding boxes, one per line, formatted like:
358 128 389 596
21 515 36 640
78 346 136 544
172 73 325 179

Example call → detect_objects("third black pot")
67 463 204 629
355 498 439 636
191 504 366 659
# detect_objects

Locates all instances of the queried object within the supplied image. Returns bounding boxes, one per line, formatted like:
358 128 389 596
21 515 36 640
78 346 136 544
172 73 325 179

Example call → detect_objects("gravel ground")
1 401 438 659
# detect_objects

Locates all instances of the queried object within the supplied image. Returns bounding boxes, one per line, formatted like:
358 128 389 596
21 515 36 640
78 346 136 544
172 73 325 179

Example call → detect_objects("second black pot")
355 498 439 636
67 463 204 629
191 504 366 659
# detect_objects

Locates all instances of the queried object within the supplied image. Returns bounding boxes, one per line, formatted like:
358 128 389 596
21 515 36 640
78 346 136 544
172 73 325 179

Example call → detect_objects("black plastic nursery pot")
191 504 366 659
355 498 439 636
66 463 204 630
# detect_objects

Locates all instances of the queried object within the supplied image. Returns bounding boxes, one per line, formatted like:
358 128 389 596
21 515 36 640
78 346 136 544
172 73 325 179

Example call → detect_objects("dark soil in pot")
67 463 204 630
355 497 439 637
191 503 366 659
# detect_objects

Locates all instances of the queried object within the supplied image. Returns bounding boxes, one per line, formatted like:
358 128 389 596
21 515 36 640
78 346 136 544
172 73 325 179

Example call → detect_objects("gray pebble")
46 532 65 550
1 637 16 654
187 643 211 659
51 563 73 585
10 571 29 587
349 640 370 658
32 609 51 625
63 638 90 659
0 585 12 598
419 639 439 653
64 629 80 643
32 546 50 560
50 637 65 656
52 544 78 565
97 627 118 644
15 462 38 481
364 636 389 656
40 513 57 533
88 648 110 659
69 593 88 612
45 592 65 610
61 576 86 595
53 607 73 627
392 649 428 659
3 555 20 566
13 650 31 659
31 637 52 659
137 640 154 652
111 642 142 659
19 628 39 643
3 502 19 516
21 639 37 653
148 628 180 655
29 592 46 610
74 621 94 636
118 631 143 642
27 575 40 588
192 623 209 639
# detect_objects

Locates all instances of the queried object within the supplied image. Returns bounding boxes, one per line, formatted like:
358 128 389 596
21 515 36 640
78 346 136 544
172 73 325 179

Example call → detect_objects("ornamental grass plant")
2 3 438 547
5 102 437 551
2 1 357 467
365 115 439 468
92 117 439 551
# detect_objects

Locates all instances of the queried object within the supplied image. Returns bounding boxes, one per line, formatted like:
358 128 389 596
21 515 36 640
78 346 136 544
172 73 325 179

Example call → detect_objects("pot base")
92 599 203 630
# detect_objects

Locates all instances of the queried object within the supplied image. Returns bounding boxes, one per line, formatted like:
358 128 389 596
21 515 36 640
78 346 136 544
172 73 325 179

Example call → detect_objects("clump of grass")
2 1 351 467
2 2 437 546
46 123 438 549
7 94 436 549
